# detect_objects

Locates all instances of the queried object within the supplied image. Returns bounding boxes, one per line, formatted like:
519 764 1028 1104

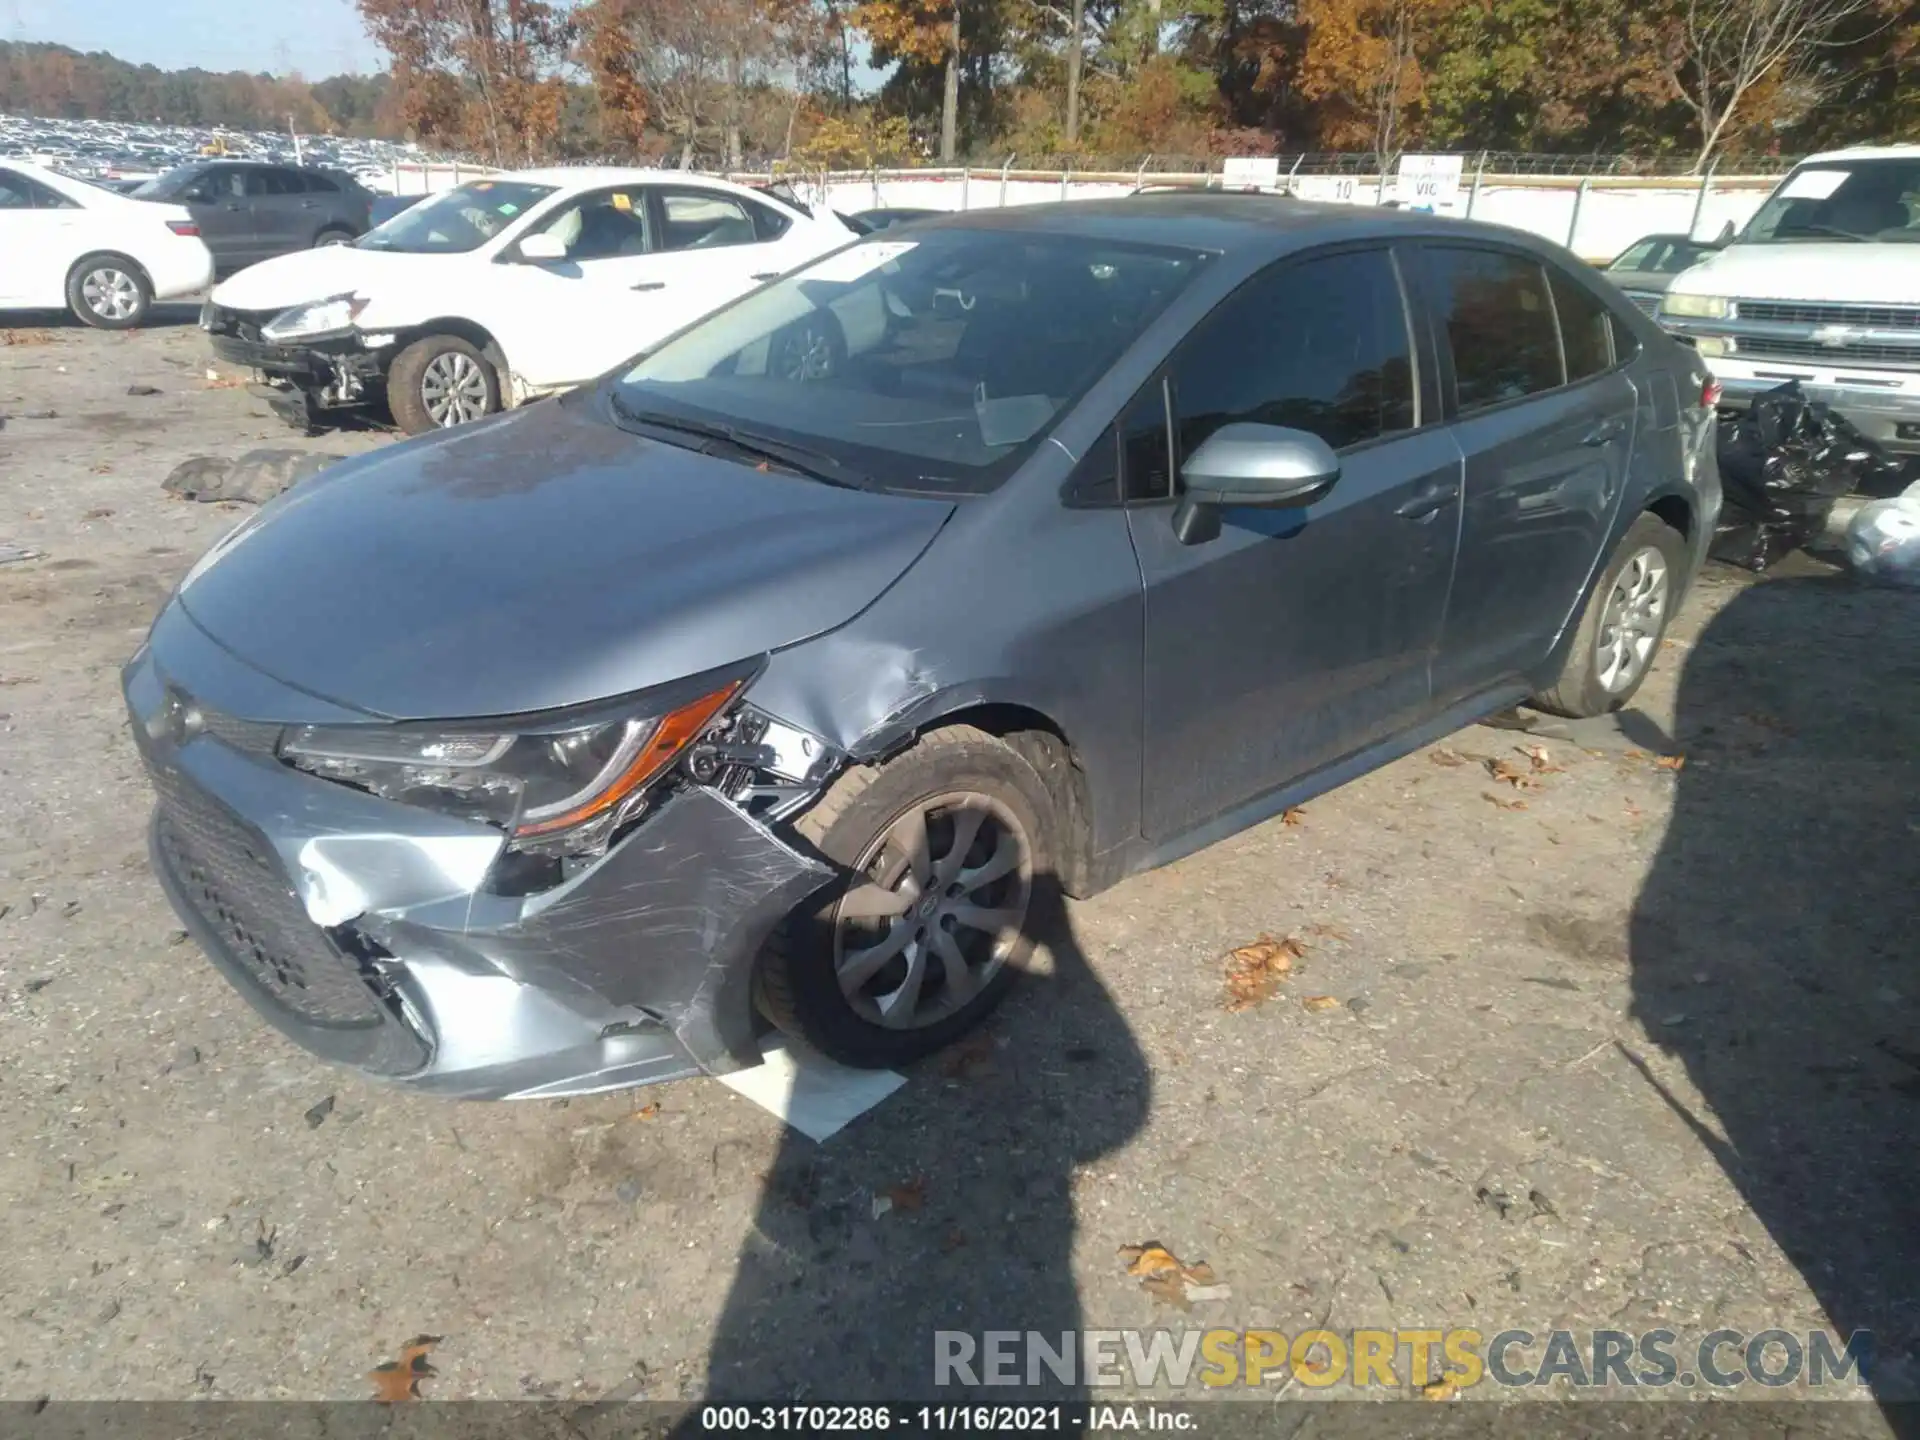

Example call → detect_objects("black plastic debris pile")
1710 381 1903 571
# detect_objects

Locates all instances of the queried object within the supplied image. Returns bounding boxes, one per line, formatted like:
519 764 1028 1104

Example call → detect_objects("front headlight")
279 676 746 856
1661 292 1729 320
262 292 370 342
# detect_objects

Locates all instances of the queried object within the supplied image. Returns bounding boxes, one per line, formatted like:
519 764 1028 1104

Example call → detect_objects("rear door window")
1424 247 1565 413
657 190 762 251
1170 247 1417 456
1548 270 1616 381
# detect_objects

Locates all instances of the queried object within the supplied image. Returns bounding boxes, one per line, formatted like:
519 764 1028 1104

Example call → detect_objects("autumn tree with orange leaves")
355 0 573 164
1296 0 1457 173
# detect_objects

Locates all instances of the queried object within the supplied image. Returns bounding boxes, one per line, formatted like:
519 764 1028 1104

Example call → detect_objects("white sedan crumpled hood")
1670 243 1920 305
209 245 451 314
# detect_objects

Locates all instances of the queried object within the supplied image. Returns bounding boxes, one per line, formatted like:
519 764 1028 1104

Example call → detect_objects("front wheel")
387 335 500 435
758 726 1050 1068
1532 513 1690 718
67 255 151 329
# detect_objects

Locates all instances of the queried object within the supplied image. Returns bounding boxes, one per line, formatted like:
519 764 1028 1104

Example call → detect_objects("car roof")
506 165 758 191
923 191 1565 260
1800 144 1920 164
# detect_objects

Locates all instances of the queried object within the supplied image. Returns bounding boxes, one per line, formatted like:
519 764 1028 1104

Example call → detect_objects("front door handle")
1582 417 1626 446
751 272 780 281
631 281 666 291
1394 478 1460 520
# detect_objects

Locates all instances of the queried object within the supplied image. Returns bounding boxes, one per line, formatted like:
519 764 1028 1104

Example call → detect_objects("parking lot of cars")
2 224 1917 1414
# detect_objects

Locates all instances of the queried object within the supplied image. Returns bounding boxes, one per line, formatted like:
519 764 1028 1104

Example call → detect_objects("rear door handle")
1394 478 1460 520
1582 417 1626 446
631 281 666 291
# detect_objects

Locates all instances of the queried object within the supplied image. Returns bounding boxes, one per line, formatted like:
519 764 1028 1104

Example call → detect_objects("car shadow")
11 300 204 330
695 878 1151 1406
1628 571 1920 1422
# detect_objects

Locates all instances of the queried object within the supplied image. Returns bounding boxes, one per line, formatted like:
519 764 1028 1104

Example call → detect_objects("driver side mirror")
1171 423 1341 545
519 231 568 262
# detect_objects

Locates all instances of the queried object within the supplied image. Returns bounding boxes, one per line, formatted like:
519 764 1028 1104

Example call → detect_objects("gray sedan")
125 195 1721 1098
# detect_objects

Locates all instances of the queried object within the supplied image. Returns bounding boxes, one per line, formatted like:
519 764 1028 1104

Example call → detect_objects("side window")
1171 248 1417 458
31 178 77 208
658 190 760 251
304 171 341 193
243 168 286 197
1425 246 1564 412
1548 270 1615 381
0 171 32 209
748 200 793 242
1611 240 1655 270
530 187 653 260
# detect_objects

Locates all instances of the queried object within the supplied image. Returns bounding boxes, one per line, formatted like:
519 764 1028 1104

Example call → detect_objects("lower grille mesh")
150 765 386 1027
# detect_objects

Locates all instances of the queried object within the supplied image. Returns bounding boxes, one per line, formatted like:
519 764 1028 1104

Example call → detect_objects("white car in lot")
0 159 214 328
200 167 863 433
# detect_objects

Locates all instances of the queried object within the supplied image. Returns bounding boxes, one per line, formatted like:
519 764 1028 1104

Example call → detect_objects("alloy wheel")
81 267 140 321
831 792 1033 1030
419 352 491 427
1595 546 1669 693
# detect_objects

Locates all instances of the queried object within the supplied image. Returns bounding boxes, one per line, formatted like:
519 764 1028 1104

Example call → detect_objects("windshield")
614 228 1208 494
1743 159 1920 244
1609 237 1714 274
359 180 556 254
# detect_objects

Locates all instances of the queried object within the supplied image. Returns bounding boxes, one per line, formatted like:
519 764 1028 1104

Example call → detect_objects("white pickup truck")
1659 145 1920 456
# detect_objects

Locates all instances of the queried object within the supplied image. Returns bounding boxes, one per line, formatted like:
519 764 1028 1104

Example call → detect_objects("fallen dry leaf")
1622 749 1646 761
1281 806 1307 826
369 1336 440 1403
630 1102 660 1121
886 1176 926 1211
1305 921 1351 942
1222 933 1305 1012
1119 1243 1227 1310
1485 758 1541 790
202 375 247 390
1301 994 1341 1013
1427 747 1466 768
1 329 54 347
1520 744 1564 775
1653 754 1687 771
1421 1372 1460 1401
1483 792 1529 812
941 1227 967 1253
942 1031 997 1080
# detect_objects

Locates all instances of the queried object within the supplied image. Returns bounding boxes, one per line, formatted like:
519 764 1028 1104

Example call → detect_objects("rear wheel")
758 727 1049 1068
66 255 151 329
314 226 356 248
1532 513 1689 717
387 335 499 435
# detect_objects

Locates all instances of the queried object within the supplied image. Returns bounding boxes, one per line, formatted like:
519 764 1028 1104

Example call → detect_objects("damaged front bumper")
124 619 834 1099
202 302 384 430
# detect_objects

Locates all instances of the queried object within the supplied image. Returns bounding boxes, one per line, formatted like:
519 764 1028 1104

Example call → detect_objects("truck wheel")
1532 512 1690 718
388 336 499 434
313 226 357 248
67 255 151 330
758 726 1050 1068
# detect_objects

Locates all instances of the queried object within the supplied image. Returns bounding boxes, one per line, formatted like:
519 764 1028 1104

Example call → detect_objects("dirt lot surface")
2 316 1917 1427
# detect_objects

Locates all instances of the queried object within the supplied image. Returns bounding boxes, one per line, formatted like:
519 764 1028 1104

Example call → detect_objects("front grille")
1738 300 1920 331
149 764 387 1027
1737 336 1920 369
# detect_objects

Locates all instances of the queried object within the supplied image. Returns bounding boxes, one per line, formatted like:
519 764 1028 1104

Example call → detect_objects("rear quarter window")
1548 270 1616 381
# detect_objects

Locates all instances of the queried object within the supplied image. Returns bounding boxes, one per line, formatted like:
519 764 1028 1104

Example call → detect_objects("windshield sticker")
805 240 918 283
473 181 495 191
1779 169 1848 201
611 192 633 210
498 202 519 215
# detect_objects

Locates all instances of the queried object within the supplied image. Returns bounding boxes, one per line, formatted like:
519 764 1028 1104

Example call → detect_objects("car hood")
1668 242 1920 304
173 399 956 720
209 243 450 312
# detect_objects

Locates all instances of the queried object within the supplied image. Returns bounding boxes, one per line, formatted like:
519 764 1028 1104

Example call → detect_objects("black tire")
758 726 1053 1068
66 254 151 330
387 335 499 435
768 311 846 382
1532 512 1690 718
314 226 357 248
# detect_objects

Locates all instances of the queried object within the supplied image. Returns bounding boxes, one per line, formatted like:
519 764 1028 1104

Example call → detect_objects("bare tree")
1665 0 1881 171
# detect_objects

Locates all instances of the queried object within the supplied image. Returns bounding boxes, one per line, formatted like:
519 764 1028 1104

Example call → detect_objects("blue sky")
6 0 385 76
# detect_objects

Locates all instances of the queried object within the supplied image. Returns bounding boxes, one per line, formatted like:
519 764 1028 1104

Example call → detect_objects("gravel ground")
1 316 1916 1428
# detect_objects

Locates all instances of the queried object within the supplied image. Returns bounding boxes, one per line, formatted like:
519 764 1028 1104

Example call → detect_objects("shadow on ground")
1629 572 1920 1425
698 881 1150 1405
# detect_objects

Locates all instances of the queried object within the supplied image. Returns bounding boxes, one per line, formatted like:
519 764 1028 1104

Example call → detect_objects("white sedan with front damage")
199 167 862 434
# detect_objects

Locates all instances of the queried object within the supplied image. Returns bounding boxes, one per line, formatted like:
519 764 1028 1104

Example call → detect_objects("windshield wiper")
609 395 866 489
1780 223 1870 242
